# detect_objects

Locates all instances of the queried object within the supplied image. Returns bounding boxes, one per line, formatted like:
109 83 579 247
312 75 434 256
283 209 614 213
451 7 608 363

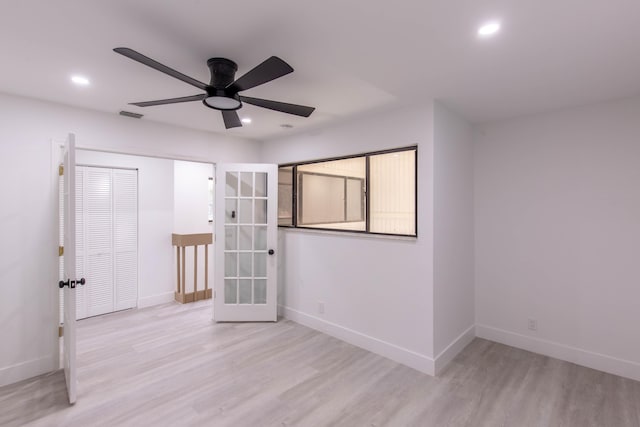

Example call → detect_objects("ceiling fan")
113 47 315 129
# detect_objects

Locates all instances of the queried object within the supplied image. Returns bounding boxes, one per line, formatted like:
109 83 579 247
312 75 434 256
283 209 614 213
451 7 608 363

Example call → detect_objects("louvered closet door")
113 169 138 311
86 167 115 317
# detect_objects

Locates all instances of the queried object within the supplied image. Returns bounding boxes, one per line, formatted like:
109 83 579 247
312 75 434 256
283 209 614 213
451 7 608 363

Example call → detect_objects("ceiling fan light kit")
113 47 315 129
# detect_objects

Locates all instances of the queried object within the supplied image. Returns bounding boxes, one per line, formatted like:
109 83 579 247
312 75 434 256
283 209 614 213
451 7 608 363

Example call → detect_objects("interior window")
279 146 416 237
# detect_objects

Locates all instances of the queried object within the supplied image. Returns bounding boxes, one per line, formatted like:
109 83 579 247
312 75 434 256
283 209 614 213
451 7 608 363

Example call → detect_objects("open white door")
214 164 277 321
61 134 81 404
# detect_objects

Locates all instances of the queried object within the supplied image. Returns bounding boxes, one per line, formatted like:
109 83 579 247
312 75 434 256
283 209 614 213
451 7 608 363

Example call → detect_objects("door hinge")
58 246 64 256
58 164 64 176
214 290 216 299
58 325 63 337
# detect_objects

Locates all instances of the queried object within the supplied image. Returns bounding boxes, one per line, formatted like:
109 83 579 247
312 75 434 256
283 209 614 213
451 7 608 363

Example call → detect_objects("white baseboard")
280 305 435 375
434 325 476 375
138 292 175 309
476 324 640 382
0 356 56 387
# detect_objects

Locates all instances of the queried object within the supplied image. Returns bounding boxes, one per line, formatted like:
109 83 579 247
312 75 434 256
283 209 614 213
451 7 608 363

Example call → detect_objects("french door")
214 164 278 321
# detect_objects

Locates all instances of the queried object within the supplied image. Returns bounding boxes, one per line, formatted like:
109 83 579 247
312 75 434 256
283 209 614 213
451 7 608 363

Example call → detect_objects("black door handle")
268 249 275 255
59 278 86 289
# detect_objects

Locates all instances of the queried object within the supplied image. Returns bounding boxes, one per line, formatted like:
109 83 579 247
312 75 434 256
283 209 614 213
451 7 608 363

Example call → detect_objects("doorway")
58 149 215 322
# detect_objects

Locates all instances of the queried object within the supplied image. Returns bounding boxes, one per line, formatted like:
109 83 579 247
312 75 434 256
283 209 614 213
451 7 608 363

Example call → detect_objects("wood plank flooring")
1 301 639 426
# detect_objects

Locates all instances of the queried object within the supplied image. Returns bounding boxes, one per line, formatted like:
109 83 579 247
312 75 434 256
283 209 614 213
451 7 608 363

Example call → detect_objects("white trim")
476 324 640 382
280 305 435 375
433 324 476 375
0 356 56 387
137 292 175 309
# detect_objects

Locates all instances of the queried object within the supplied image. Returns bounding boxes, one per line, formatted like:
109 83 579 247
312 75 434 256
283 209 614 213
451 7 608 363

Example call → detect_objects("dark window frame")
279 145 418 237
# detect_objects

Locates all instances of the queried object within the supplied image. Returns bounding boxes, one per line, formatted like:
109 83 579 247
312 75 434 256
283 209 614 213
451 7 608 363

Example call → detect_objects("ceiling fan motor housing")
207 57 237 88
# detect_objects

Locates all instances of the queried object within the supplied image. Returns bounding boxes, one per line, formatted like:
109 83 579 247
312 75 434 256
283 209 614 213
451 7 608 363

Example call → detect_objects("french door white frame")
214 163 278 322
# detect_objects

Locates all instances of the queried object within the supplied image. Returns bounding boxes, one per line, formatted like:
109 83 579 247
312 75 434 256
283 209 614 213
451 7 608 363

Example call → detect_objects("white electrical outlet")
318 301 325 314
528 318 537 331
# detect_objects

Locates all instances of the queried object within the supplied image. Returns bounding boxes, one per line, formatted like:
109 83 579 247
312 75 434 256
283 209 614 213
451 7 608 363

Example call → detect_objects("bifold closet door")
77 166 137 319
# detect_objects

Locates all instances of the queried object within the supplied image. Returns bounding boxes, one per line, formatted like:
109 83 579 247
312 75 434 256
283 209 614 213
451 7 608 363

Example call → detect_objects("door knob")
268 249 275 255
59 278 86 289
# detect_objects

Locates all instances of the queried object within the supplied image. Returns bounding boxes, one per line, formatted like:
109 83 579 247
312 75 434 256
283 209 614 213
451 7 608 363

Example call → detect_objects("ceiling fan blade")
222 110 242 129
240 96 315 117
130 94 207 107
114 47 208 91
228 56 294 93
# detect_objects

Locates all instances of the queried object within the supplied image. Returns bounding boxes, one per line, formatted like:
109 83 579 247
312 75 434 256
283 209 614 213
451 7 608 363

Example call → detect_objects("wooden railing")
172 233 213 304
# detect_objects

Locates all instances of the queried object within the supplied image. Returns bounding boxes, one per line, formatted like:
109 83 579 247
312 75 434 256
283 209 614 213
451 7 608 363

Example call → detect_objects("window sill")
277 226 418 241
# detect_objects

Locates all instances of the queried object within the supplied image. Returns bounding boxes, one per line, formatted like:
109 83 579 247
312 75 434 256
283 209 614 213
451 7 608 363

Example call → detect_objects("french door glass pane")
254 253 266 277
255 172 267 197
254 227 267 250
225 199 237 224
254 199 267 224
226 172 238 197
240 172 253 197
225 226 237 250
239 199 252 224
239 226 252 250
254 279 267 304
239 279 252 304
225 252 237 277
225 279 237 304
239 253 252 277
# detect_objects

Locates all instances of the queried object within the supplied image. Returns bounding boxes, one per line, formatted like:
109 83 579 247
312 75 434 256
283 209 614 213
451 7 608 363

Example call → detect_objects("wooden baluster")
204 244 209 299
176 246 181 294
181 246 186 297
193 245 198 301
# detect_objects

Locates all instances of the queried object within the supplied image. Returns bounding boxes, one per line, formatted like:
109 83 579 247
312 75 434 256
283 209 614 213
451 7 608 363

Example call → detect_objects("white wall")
260 104 436 373
0 92 260 386
433 102 475 372
173 160 214 294
475 95 640 381
76 151 176 308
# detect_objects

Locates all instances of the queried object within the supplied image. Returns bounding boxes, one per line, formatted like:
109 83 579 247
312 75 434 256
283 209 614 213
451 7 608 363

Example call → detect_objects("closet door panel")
113 170 138 311
86 168 114 317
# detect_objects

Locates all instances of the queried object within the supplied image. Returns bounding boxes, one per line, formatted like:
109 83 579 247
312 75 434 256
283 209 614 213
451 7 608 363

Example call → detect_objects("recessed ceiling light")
477 21 501 38
241 117 252 124
71 75 90 86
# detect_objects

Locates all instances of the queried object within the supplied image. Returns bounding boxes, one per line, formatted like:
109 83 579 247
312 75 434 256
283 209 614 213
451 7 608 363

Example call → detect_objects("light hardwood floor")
1 301 639 426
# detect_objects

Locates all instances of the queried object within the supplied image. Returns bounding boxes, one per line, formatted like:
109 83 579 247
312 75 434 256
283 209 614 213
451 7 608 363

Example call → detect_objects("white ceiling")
2 0 639 140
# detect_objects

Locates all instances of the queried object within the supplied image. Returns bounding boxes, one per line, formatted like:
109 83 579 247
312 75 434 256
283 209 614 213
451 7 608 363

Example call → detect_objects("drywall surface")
0 92 259 386
433 102 475 369
475 96 640 380
261 104 436 372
